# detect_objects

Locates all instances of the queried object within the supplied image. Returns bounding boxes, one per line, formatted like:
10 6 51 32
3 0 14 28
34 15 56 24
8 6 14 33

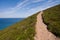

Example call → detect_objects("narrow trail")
34 11 57 40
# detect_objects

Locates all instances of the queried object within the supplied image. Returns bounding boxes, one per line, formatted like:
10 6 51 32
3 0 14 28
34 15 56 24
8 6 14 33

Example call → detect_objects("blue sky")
0 0 60 18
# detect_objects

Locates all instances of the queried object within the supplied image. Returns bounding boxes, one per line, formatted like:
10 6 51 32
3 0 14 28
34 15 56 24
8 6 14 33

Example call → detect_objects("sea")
0 18 24 30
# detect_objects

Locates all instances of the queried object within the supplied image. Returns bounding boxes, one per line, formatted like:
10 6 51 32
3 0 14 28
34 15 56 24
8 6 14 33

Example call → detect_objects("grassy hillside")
43 4 60 37
0 12 39 40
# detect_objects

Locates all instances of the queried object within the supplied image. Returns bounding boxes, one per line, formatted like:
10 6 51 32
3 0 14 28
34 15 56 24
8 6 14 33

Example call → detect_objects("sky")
0 0 60 18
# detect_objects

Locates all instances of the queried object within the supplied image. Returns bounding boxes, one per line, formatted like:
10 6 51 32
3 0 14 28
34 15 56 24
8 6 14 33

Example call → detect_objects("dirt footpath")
34 11 57 40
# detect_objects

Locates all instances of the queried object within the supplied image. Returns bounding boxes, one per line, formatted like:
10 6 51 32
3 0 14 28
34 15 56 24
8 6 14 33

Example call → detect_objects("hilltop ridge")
0 12 39 40
0 4 60 40
43 4 60 37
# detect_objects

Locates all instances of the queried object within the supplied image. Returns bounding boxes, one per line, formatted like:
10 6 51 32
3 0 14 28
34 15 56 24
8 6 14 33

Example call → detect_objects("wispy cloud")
0 0 29 14
0 0 30 18
32 0 45 3
0 0 60 18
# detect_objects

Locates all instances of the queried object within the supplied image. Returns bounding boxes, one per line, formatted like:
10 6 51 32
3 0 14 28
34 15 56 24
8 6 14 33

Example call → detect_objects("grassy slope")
43 4 60 37
0 12 39 40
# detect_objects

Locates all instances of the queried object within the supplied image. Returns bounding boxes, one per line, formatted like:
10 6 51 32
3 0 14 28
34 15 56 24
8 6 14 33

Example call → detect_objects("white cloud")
15 0 28 8
0 0 60 18
32 0 44 2
0 0 29 15
0 0 30 18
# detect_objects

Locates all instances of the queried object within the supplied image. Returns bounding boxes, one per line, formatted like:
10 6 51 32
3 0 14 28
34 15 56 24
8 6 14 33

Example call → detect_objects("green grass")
0 12 39 40
42 4 60 37
0 4 60 40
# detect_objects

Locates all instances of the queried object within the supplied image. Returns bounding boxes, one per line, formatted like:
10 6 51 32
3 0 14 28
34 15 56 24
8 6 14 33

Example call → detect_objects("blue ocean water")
0 18 24 30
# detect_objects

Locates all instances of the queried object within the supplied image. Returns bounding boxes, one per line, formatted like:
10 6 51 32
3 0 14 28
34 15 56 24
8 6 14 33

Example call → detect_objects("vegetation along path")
34 11 57 40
